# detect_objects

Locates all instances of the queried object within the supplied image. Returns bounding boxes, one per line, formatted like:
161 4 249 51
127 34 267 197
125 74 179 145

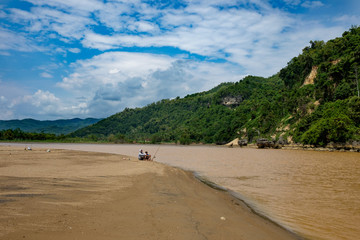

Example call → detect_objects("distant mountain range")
0 118 102 135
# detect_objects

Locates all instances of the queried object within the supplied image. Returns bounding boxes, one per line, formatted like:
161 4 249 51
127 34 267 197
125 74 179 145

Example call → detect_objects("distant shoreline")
1 140 360 153
223 142 360 153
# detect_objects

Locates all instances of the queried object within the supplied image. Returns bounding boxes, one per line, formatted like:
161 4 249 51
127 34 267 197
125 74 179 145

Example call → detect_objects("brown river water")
2 143 359 240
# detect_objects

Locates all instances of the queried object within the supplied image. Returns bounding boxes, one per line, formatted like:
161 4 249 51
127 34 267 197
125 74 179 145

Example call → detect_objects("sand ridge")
0 146 298 239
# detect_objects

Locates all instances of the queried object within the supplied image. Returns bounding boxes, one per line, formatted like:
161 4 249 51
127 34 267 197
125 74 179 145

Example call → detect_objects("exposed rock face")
221 96 242 107
303 60 339 87
238 139 248 147
327 141 360 152
331 59 341 65
257 138 274 148
225 138 247 147
303 66 318 85
256 138 286 149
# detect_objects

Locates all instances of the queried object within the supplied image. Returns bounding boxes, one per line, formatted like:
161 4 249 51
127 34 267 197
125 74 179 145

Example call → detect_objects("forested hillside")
0 118 101 135
71 26 360 146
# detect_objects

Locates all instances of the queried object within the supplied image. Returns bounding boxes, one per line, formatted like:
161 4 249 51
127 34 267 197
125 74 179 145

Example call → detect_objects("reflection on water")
3 143 359 240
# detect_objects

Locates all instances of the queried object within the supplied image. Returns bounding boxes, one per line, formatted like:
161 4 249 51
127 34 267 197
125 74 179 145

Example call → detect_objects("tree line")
0 128 60 141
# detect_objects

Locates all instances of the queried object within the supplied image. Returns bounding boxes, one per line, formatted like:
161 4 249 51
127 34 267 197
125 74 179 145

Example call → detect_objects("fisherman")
145 151 152 161
138 149 146 160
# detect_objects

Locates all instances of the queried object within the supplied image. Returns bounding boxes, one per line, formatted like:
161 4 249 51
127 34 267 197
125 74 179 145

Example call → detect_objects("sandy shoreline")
0 146 298 239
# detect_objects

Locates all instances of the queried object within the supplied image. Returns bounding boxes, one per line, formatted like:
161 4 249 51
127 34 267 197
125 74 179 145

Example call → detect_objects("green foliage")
294 97 359 145
334 81 352 100
0 118 101 135
300 115 355 146
0 128 57 141
281 26 360 90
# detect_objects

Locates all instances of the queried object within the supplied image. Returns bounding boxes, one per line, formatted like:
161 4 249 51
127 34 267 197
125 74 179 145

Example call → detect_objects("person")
138 149 146 160
145 151 152 161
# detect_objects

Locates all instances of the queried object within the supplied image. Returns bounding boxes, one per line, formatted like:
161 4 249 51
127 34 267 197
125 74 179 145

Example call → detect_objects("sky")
0 0 359 120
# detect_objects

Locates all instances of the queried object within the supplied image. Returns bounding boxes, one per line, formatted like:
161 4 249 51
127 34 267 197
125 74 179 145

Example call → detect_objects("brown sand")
0 146 297 240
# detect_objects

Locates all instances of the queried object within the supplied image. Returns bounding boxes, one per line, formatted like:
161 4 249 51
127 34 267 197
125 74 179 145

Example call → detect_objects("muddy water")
3 143 359 240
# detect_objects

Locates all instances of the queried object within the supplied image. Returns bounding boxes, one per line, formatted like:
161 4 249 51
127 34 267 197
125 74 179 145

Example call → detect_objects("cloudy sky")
0 0 358 120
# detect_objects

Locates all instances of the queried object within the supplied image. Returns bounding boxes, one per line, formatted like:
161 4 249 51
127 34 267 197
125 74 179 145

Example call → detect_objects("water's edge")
192 171 305 240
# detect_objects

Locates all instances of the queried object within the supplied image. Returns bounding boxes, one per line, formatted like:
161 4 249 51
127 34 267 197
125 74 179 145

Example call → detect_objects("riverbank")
227 142 360 152
2 139 359 153
0 146 298 240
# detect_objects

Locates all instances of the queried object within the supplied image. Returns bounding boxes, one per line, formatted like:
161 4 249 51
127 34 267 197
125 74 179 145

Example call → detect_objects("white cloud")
0 51 10 56
7 5 96 43
0 109 14 120
0 26 43 52
23 90 60 109
41 72 53 78
79 0 349 77
0 81 30 107
0 95 6 103
283 0 302 5
301 1 324 8
68 48 81 53
80 3 295 76
95 1 148 32
132 21 160 33
55 51 244 117
334 15 360 25
31 90 59 107
3 0 353 77
26 0 103 15
57 51 175 90
0 88 90 120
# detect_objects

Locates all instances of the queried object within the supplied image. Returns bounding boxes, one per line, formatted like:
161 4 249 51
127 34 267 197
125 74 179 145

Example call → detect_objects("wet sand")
0 146 297 240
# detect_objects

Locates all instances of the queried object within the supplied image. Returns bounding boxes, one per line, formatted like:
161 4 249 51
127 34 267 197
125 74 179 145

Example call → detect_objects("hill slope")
0 118 101 135
71 26 360 146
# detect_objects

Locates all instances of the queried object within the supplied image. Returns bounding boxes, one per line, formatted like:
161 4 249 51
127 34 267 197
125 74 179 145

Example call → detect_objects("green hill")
71 26 360 146
0 118 101 135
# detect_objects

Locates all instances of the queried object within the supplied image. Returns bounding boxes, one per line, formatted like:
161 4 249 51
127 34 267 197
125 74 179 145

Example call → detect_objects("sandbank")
0 146 298 239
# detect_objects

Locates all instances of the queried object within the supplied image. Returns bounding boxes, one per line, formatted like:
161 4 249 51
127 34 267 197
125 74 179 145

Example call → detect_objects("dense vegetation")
0 128 59 141
0 118 101 135
71 26 360 146
279 26 360 146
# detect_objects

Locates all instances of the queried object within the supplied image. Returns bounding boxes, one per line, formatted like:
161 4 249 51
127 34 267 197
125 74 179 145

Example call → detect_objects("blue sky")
0 0 358 120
